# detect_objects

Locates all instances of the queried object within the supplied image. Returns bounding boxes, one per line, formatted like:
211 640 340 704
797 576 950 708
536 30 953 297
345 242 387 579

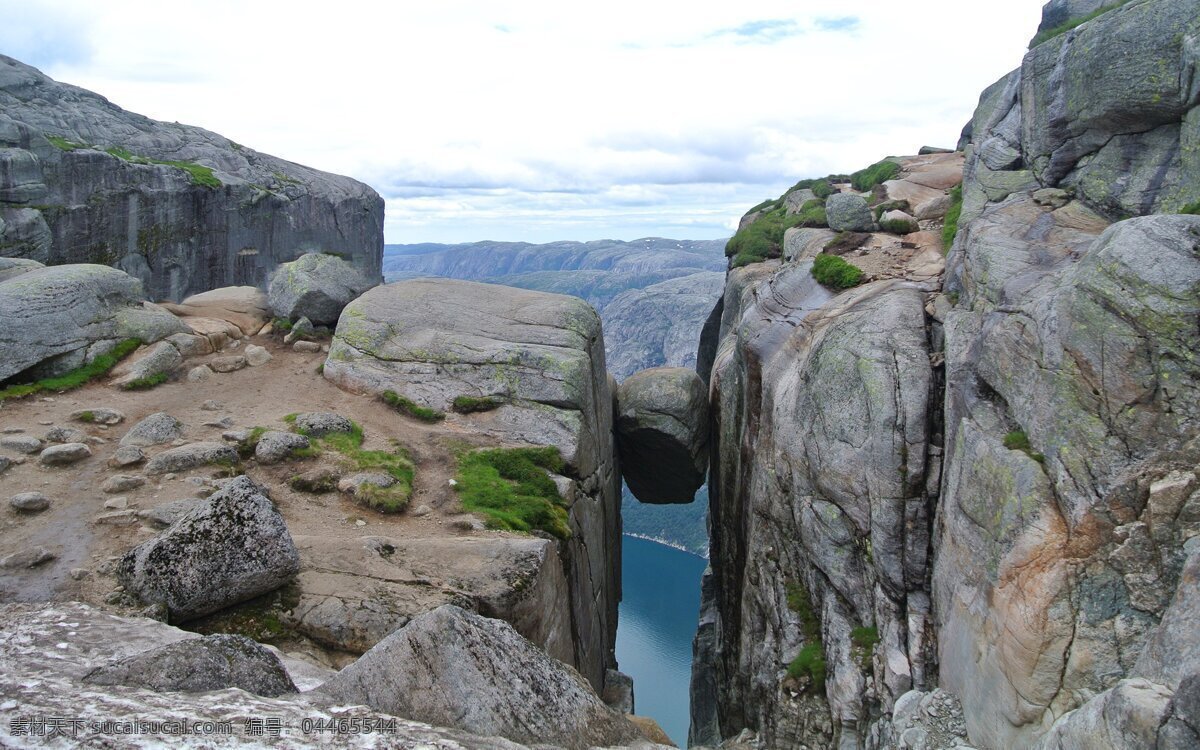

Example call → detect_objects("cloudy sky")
3 0 1047 244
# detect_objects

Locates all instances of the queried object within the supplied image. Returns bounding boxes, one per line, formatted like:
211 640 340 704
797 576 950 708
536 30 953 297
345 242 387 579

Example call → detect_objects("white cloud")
3 0 1049 243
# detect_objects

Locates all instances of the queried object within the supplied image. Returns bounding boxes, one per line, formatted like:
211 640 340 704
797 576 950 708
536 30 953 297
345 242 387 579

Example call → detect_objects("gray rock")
186 364 212 382
208 355 247 373
95 510 139 526
0 56 382 303
315 605 642 750
244 344 271 367
1 435 42 454
292 340 322 353
101 475 145 494
83 634 296 697
167 332 211 357
111 341 181 387
39 442 91 466
200 400 222 411
825 193 874 232
292 412 354 437
143 442 238 475
103 496 128 510
117 475 300 621
0 264 186 382
43 425 88 444
72 407 124 425
0 257 43 282
338 472 396 495
137 498 205 530
254 431 310 464
119 412 183 447
602 669 635 714
616 367 709 504
0 547 55 569
268 253 376 326
0 455 10 474
284 316 315 343
108 445 146 467
879 209 919 233
9 492 49 512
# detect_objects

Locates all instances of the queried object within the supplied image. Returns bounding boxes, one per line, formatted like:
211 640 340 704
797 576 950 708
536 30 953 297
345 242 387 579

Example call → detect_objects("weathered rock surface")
316 605 643 749
9 491 49 512
143 441 238 475
292 411 354 437
119 411 184 447
0 434 42 453
268 252 377 326
43 424 88 443
254 430 310 463
38 442 92 466
117 476 300 621
324 277 620 690
0 263 184 381
159 286 270 336
616 367 709 503
82 633 297 697
825 193 874 232
137 497 205 529
0 55 383 302
72 407 124 425
110 339 182 386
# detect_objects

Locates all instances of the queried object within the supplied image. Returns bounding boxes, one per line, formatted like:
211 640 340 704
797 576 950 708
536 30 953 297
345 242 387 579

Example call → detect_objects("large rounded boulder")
826 193 875 232
267 252 376 326
616 367 709 503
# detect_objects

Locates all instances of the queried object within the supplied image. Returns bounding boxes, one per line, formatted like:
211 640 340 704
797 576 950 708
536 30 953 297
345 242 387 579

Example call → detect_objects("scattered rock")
879 209 920 233
0 547 56 569
616 367 710 504
222 429 251 443
268 253 377 326
1033 187 1071 209
166 332 212 357
254 431 311 464
108 445 146 468
39 442 92 466
244 345 272 367
69 568 90 581
603 669 635 714
144 442 239 475
208 355 247 373
826 193 875 232
1 435 43 454
0 456 10 474
9 492 49 513
43 425 88 444
202 417 234 429
104 497 129 510
283 316 314 344
137 498 205 530
83 634 297 697
119 412 184 448
118 476 301 621
111 341 182 388
339 472 396 495
315 605 642 749
200 400 222 411
289 468 341 494
101 475 145 494
71 408 125 425
186 365 213 382
293 340 322 353
95 510 139 526
410 504 433 517
292 412 354 437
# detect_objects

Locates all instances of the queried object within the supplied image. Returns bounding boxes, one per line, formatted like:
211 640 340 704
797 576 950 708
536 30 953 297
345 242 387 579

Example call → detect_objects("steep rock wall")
0 55 383 302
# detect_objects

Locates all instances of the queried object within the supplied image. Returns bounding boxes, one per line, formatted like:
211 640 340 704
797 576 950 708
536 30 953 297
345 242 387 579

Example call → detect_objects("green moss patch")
452 395 503 414
1180 201 1200 215
121 372 169 391
1029 1 1130 48
850 160 901 192
851 626 879 671
785 582 826 691
103 146 221 188
45 134 90 151
728 201 827 268
382 390 445 423
812 254 864 289
288 418 413 513
1003 430 1045 464
942 185 964 251
0 338 142 402
454 447 571 539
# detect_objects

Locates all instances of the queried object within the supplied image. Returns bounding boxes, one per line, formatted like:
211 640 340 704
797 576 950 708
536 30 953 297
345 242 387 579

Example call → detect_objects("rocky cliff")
0 55 383 302
691 2 1200 748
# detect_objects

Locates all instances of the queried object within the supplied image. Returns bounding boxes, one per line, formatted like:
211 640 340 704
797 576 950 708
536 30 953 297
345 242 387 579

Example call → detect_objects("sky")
1 0 1048 244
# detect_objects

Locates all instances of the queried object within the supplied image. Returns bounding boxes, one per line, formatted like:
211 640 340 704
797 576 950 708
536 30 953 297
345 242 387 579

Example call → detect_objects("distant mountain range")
384 237 727 555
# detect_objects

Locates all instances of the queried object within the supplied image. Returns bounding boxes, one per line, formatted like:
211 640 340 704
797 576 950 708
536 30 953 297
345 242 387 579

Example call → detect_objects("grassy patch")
382 390 445 422
76 411 96 423
942 185 964 251
745 198 779 216
1029 1 1129 48
850 160 901 192
272 317 294 331
728 201 826 268
0 338 141 402
1181 201 1200 215
1003 430 1045 464
121 372 168 391
812 254 864 289
103 146 221 188
851 626 879 671
787 177 834 199
45 134 90 151
452 395 503 414
454 446 571 539
785 582 825 691
880 218 918 235
873 199 912 219
289 418 412 513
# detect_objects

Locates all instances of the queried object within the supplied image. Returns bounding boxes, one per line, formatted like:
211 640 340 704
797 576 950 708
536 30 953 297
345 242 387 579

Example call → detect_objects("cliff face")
693 1 1200 748
0 55 383 302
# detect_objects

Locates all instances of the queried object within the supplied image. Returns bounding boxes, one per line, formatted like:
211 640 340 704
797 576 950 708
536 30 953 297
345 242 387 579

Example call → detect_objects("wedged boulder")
144 442 237 475
159 286 270 336
0 263 185 381
268 253 376 326
120 411 184 447
315 605 643 749
110 340 182 386
616 367 709 504
117 475 300 621
82 633 296 697
825 193 874 232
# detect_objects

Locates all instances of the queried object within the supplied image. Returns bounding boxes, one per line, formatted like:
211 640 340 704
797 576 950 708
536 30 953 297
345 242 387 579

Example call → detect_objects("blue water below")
616 535 707 747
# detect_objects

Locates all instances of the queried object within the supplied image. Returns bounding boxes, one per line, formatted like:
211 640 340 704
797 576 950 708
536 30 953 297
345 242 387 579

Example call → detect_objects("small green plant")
76 411 96 423
45 134 90 151
728 200 828 268
880 218 918 235
1003 429 1046 464
0 338 142 402
787 583 820 639
452 395 503 414
851 626 880 671
787 642 827 689
785 581 826 691
812 254 864 289
850 160 901 192
942 185 964 251
121 372 168 390
272 317 294 332
1029 1 1130 48
1180 201 1200 215
237 426 270 458
316 363 324 375
381 390 445 422
454 446 571 539
101 145 221 188
289 417 413 512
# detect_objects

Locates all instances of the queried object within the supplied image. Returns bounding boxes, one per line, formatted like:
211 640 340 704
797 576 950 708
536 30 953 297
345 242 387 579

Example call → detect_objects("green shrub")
0 338 142 402
1180 201 1200 215
850 160 901 192
880 218 918 235
812 254 864 289
76 411 96 423
1029 1 1129 48
787 583 820 640
745 198 779 216
454 446 570 539
728 203 816 267
787 642 827 689
381 390 445 422
452 395 503 414
787 178 834 200
942 185 964 251
272 317 294 331
1003 430 1045 464
121 372 168 391
851 626 880 671
784 581 825 691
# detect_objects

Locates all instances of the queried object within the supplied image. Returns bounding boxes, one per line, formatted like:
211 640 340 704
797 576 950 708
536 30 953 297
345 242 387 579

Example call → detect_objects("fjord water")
616 534 707 747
